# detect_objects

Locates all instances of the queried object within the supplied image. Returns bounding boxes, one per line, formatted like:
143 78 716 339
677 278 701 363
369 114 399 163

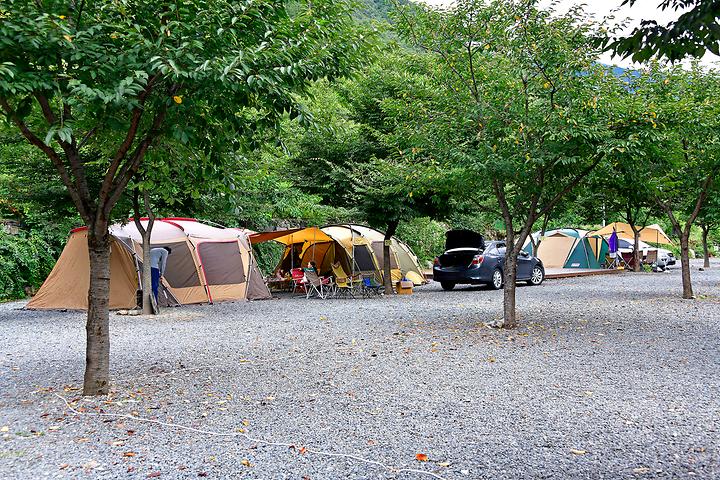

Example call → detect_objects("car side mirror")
520 251 529 257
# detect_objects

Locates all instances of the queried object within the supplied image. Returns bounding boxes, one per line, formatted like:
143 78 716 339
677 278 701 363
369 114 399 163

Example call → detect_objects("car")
432 229 545 291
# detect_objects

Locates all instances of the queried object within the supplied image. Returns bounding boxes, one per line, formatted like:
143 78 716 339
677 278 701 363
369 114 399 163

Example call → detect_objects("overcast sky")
416 0 719 68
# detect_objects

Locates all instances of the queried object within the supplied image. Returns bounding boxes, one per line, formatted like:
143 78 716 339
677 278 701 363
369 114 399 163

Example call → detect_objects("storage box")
396 280 414 295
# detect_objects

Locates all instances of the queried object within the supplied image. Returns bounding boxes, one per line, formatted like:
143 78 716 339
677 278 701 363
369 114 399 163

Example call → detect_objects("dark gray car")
433 229 545 290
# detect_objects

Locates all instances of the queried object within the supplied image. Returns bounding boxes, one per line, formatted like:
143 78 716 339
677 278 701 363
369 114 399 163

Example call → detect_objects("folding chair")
361 273 384 297
303 269 333 299
331 262 360 299
290 268 306 294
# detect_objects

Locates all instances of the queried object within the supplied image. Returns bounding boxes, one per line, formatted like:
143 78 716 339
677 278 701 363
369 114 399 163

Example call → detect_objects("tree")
393 0 625 327
607 0 720 62
647 64 720 297
697 187 720 268
0 0 370 395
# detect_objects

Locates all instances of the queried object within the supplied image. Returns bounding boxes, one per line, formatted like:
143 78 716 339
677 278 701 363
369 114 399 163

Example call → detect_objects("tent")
250 224 426 285
27 218 270 310
592 222 673 245
524 228 610 269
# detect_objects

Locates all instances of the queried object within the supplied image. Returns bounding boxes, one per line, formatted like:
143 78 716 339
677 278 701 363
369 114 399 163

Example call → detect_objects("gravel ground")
1 260 719 480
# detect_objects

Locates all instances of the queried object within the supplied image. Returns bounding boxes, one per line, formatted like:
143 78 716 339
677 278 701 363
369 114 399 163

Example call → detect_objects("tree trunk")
632 229 642 272
679 232 694 299
701 226 710 269
383 220 399 294
83 228 111 396
133 188 155 314
140 231 153 314
502 250 518 329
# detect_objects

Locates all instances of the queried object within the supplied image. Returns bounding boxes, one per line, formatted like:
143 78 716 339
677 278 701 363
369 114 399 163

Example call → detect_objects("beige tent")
592 222 673 245
28 218 270 310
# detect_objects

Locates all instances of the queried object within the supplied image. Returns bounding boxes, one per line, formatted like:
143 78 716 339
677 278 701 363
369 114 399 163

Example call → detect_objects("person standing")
149 246 172 302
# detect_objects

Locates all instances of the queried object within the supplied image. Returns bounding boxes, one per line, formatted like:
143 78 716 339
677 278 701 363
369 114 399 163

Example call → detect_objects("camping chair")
603 252 628 269
291 268 306 294
361 273 384 297
303 268 333 299
645 250 658 265
331 262 360 299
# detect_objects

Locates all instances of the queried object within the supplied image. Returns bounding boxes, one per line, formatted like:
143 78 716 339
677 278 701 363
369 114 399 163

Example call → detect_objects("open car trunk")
439 249 481 267
445 229 485 251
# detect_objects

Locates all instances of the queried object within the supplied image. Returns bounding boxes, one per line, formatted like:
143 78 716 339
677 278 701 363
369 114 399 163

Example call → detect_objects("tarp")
592 222 672 245
27 218 270 310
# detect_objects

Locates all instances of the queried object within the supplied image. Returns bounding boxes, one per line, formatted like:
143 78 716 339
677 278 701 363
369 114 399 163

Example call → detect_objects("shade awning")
592 222 672 245
250 227 333 245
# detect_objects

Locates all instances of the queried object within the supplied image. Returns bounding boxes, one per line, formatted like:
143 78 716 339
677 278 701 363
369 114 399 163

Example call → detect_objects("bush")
0 230 56 301
397 217 448 267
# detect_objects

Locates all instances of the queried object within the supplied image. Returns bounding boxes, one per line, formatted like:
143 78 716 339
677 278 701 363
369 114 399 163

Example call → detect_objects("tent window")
198 241 246 285
352 246 375 271
152 241 200 288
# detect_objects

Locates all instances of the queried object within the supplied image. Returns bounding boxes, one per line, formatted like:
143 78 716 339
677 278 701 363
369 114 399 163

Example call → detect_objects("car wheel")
528 265 544 286
491 268 503 290
440 282 456 291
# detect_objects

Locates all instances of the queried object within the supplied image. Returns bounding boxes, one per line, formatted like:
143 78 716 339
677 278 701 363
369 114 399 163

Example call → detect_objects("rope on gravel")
53 393 448 480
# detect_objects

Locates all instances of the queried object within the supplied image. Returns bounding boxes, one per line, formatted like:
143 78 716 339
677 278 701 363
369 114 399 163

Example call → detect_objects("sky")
416 0 720 68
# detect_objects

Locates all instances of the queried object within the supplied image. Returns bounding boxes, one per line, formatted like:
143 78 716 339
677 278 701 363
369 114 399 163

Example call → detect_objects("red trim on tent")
70 226 88 233
158 219 186 231
161 217 198 222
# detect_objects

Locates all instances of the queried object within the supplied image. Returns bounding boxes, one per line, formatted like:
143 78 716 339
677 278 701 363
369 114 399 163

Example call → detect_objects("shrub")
0 230 56 301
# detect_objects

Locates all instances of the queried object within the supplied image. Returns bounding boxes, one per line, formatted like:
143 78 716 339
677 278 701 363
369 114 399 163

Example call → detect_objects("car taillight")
433 257 441 266
471 254 484 266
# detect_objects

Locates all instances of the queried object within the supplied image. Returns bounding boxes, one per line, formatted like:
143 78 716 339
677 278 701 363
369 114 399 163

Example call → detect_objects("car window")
497 247 506 255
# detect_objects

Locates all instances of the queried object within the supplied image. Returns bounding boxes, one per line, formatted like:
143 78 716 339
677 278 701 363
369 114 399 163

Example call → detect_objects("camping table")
266 278 293 292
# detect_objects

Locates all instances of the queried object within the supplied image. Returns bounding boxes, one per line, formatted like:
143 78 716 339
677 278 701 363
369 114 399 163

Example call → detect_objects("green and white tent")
523 228 609 269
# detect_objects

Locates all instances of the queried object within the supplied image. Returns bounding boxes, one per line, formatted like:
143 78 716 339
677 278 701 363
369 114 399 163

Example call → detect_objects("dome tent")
251 224 426 285
523 228 609 269
27 218 270 310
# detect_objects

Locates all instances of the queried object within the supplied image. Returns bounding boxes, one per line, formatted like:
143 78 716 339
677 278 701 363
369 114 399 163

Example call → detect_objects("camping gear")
523 228 609 269
27 218 270 310
303 269 333 299
592 222 673 245
331 261 360 298
290 268 306 294
396 279 414 295
249 224 426 286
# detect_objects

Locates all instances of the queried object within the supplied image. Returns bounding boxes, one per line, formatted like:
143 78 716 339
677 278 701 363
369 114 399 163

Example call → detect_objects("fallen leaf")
147 472 161 478
570 449 587 455
298 446 308 455
123 452 136 457
111 440 125 446
242 419 250 427
488 357 496 363
240 459 252 467
437 462 451 467
0 426 9 432
415 453 429 462
59 463 69 470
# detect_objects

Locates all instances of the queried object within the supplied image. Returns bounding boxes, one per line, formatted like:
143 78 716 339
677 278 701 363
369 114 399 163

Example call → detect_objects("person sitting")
275 269 285 280
308 261 319 276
